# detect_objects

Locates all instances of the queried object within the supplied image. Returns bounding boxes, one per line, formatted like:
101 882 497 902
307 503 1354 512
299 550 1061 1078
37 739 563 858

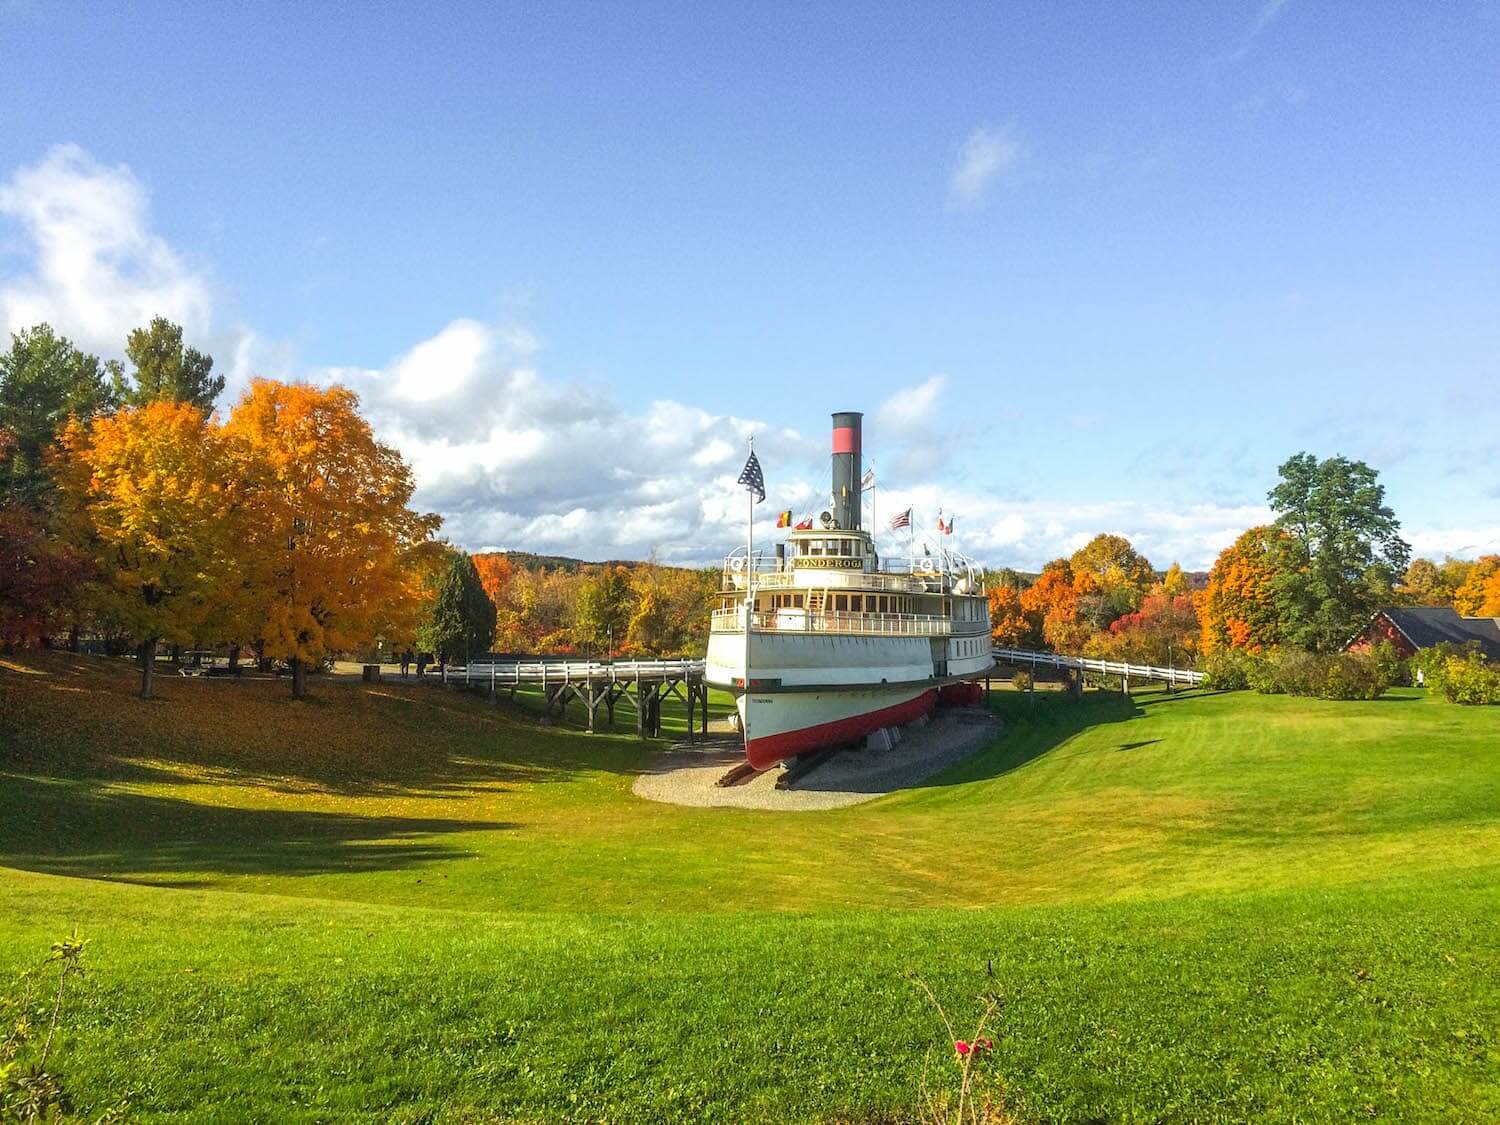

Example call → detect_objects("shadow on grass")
909 688 1161 789
2 652 662 799
0 772 513 880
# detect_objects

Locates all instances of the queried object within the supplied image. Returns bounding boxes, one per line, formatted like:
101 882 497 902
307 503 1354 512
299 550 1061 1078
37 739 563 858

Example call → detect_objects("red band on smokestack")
832 426 859 454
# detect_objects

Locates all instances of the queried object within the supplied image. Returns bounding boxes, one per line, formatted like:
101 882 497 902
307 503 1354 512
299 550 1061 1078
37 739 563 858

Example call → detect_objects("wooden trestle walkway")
441 659 711 740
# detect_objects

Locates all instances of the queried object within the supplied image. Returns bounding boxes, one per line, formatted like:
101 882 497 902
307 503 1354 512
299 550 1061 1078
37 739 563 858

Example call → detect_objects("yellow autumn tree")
55 401 240 697
225 379 440 698
1197 526 1288 654
1453 556 1500 618
1070 533 1154 612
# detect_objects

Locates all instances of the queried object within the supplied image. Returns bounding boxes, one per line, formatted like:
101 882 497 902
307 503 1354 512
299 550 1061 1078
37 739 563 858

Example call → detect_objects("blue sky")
2 1 1497 568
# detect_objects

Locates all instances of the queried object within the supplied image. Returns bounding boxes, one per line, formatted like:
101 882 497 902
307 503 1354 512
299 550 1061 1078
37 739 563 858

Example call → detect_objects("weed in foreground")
1 933 124 1123
908 966 1019 1125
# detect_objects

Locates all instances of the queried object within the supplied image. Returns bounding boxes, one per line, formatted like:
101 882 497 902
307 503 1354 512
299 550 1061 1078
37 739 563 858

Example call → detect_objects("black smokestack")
831 411 862 530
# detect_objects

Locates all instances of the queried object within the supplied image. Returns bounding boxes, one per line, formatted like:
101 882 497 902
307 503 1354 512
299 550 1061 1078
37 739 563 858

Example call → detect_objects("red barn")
1345 606 1500 661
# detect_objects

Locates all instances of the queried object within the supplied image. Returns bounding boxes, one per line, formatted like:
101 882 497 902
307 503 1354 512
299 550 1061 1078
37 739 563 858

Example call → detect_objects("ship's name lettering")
793 557 865 570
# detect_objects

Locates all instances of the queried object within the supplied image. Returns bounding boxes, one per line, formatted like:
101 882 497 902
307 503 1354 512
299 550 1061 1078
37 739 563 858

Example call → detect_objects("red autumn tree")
0 493 90 649
1086 592 1200 667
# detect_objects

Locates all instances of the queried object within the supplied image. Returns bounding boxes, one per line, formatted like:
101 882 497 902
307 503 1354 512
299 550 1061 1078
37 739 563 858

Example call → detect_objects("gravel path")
632 708 1003 811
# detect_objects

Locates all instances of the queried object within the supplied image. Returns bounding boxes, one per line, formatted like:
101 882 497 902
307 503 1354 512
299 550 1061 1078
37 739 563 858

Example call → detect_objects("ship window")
850 595 863 612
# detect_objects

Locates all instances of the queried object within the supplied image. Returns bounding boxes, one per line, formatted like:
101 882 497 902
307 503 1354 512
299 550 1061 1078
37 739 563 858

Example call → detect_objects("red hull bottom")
744 689 939 769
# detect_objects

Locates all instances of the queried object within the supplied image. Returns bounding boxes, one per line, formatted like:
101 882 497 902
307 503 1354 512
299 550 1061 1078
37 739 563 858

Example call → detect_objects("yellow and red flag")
776 509 793 528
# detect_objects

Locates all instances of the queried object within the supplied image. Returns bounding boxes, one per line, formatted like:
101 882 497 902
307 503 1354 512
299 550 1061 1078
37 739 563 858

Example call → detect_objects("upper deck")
721 527 979 597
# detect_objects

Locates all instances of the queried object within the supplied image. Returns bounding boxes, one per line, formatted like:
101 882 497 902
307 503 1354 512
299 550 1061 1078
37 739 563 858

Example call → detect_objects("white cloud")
316 320 828 563
875 374 947 430
0 143 271 392
0 144 212 352
948 124 1026 208
1253 0 1292 35
1406 526 1500 560
1214 0 1295 67
0 142 1275 571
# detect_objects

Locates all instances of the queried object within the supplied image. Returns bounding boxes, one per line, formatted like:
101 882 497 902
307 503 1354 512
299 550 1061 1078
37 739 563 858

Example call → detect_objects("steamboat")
706 411 994 769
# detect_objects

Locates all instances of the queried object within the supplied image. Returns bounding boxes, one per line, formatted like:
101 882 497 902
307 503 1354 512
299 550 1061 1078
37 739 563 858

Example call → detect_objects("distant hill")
474 550 711 574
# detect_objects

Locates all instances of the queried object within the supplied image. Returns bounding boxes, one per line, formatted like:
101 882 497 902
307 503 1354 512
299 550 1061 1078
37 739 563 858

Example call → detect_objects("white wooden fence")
991 647 1205 689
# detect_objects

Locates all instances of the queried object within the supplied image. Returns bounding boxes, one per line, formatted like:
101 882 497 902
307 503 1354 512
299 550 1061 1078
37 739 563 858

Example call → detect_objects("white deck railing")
710 608 951 637
721 569 934 594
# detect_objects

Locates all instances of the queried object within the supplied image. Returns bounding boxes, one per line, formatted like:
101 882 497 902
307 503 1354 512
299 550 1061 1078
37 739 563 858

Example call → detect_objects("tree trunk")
291 656 307 699
228 644 241 669
139 638 156 699
67 624 80 653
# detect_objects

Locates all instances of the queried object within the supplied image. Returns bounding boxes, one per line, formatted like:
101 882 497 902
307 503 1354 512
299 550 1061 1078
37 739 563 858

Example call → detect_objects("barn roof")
1373 606 1500 660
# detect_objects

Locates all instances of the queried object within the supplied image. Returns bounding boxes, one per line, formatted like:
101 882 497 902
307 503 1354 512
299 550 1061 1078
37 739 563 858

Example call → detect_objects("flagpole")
743 435 754 741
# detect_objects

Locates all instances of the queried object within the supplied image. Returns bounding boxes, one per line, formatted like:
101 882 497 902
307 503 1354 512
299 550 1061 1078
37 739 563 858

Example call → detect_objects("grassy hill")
2 652 1496 1121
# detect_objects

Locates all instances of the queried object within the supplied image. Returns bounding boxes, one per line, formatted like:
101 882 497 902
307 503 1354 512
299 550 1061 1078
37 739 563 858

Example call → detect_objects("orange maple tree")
1019 560 1097 652
987 584 1035 648
55 401 241 696
1453 556 1500 617
1197 525 1288 654
224 380 440 697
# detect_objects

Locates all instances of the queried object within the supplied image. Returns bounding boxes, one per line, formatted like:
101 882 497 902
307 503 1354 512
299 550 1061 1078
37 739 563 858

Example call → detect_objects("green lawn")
2 652 1497 1121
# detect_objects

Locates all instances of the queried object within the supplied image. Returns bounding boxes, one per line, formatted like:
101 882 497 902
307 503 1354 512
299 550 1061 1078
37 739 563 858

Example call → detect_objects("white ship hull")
706 628 992 768
735 684 939 769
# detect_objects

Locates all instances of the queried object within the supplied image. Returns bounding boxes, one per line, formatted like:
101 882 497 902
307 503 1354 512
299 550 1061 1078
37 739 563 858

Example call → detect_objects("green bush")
1319 652 1393 700
1201 649 1251 691
1369 640 1408 688
1439 654 1500 705
1412 641 1482 690
1244 651 1284 694
1208 648 1393 701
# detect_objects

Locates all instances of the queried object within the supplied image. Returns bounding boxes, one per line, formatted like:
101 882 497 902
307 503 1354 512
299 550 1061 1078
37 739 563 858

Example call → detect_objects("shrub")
1319 652 1392 700
1231 648 1392 700
1368 640 1408 688
1011 670 1032 692
1244 651 1284 694
1201 649 1252 691
1412 641 1481 690
1439 654 1500 705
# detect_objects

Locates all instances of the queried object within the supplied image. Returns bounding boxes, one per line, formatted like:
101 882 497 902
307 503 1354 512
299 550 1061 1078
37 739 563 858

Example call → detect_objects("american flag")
889 507 911 531
737 449 765 503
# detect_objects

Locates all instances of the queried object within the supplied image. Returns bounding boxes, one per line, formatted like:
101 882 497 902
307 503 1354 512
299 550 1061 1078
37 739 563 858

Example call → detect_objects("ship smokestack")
831 411 862 530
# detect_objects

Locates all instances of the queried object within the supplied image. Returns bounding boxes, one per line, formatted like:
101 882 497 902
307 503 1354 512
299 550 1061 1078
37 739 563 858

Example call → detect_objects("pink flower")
954 1040 971 1056
978 1037 994 1051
